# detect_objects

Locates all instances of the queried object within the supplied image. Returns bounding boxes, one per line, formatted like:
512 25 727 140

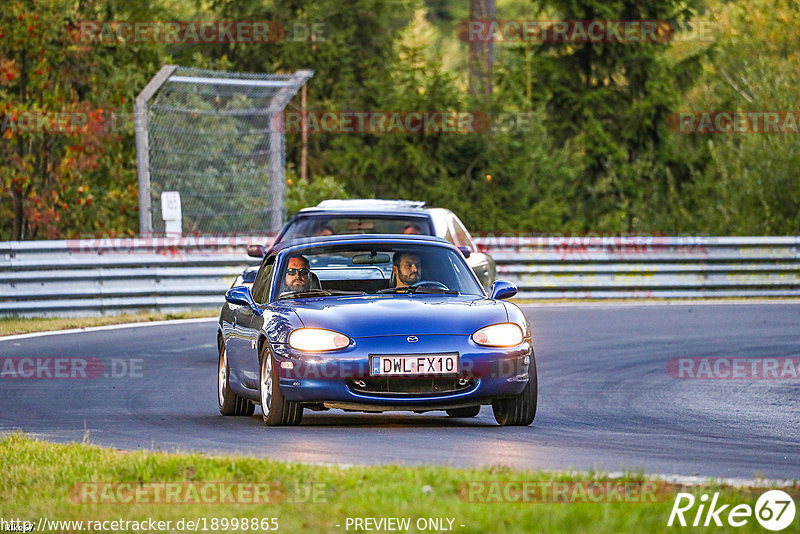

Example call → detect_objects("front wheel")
492 355 537 426
218 339 254 416
259 344 303 426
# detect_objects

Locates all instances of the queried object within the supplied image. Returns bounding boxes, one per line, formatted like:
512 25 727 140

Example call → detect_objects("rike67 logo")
668 490 796 531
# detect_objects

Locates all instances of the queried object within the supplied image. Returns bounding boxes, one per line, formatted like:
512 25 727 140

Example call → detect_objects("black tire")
446 406 481 417
492 354 537 426
259 343 303 426
218 338 255 416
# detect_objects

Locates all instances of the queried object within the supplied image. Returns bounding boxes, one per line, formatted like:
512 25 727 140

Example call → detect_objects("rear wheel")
259 343 303 426
492 355 537 426
218 339 254 416
446 406 481 418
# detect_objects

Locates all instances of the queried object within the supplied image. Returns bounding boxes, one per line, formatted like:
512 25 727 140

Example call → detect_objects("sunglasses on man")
287 268 310 276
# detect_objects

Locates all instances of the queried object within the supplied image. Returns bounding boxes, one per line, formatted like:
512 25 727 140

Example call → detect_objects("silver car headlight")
289 328 351 351
472 323 524 347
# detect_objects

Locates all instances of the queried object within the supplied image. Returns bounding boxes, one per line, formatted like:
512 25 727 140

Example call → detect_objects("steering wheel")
411 280 450 291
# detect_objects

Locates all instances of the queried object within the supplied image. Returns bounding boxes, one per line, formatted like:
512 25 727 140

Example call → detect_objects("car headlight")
472 323 524 347
289 328 350 351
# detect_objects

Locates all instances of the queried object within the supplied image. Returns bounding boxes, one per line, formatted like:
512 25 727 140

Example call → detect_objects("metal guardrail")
476 235 800 299
1 236 799 317
0 237 264 317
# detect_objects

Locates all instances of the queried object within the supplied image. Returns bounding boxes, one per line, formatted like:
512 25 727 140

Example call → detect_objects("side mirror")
241 267 259 284
490 280 517 300
225 286 262 314
247 244 266 258
457 246 471 259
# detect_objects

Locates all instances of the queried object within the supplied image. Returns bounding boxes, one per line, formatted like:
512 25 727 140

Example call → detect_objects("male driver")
284 255 311 292
392 251 421 288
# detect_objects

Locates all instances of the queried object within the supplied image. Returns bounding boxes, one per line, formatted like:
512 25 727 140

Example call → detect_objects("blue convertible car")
217 234 537 426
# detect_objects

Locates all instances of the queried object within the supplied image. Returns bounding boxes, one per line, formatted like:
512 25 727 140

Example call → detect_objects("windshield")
275 243 483 299
280 215 432 242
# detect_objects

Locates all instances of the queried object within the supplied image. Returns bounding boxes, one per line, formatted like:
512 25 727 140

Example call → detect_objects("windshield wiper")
377 287 458 295
278 289 365 299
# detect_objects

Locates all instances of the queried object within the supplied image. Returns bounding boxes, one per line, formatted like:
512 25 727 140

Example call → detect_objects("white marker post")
161 191 182 237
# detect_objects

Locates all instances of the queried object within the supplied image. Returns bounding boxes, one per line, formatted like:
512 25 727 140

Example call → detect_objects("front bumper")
271 334 532 409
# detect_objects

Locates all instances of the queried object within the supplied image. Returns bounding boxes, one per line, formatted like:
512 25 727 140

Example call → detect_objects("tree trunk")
469 0 495 102
12 189 24 241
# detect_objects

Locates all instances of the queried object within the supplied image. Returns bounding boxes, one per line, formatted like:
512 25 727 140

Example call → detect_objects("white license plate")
370 354 459 376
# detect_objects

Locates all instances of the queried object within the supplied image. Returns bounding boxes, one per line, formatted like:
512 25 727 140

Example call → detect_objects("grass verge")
0 311 216 337
1 433 795 533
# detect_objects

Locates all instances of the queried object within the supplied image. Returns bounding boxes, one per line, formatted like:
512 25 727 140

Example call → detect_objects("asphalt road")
1 303 798 480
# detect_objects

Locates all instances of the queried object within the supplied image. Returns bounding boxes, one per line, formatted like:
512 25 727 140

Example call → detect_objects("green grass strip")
1 433 795 533
0 311 216 337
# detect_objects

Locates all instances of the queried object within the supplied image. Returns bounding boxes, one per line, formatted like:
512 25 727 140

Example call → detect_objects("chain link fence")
136 66 312 235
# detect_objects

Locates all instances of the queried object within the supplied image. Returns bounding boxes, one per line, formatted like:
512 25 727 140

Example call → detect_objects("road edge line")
0 317 218 342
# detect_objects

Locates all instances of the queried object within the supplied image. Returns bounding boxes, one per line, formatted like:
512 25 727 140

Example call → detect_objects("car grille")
348 377 475 397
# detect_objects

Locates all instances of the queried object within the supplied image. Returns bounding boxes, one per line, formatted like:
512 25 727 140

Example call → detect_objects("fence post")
135 65 178 236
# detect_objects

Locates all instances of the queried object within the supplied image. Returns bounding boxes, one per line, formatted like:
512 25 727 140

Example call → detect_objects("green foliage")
2 0 799 238
671 0 800 234
286 173 351 217
519 0 703 231
0 0 170 240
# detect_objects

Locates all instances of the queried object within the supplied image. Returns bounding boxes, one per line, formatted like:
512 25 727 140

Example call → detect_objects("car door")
229 255 275 391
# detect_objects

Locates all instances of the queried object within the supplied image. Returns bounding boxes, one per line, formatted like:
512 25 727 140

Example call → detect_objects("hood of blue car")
282 295 509 337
